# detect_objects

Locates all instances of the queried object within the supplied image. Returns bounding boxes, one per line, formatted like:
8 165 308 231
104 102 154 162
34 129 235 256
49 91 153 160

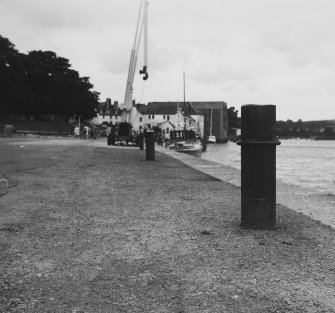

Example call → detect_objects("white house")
130 101 204 137
159 120 175 138
92 98 121 126
92 99 205 139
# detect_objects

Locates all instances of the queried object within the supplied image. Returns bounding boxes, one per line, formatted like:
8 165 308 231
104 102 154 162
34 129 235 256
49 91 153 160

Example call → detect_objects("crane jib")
122 0 149 123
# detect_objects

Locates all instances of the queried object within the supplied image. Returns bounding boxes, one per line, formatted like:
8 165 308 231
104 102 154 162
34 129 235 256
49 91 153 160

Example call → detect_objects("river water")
200 139 335 196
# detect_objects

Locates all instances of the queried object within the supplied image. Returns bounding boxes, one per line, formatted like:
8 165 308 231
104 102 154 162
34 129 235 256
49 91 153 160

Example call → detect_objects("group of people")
73 126 96 139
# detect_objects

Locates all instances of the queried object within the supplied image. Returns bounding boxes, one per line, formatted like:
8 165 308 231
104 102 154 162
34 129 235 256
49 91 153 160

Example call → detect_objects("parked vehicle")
107 122 137 146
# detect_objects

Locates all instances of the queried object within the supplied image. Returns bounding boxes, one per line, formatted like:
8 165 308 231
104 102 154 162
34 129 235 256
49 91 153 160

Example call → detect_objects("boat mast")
177 101 181 131
183 70 186 106
183 70 187 130
210 108 213 136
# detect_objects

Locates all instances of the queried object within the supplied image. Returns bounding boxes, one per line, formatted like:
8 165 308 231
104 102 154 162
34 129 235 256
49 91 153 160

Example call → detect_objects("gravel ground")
0 137 335 313
155 145 335 230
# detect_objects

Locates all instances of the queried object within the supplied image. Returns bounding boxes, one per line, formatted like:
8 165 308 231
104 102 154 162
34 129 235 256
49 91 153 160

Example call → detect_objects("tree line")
276 119 335 138
0 35 99 121
227 108 335 139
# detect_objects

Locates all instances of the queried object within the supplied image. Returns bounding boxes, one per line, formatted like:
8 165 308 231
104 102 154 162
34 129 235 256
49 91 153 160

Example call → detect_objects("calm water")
200 139 335 195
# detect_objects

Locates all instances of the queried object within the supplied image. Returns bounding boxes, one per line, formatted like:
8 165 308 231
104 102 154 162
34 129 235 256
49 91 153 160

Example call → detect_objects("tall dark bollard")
237 105 280 229
145 131 155 161
139 132 144 150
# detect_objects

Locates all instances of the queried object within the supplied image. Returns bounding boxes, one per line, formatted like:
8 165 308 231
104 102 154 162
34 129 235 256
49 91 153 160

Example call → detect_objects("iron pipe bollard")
139 132 144 150
145 131 155 161
236 105 281 229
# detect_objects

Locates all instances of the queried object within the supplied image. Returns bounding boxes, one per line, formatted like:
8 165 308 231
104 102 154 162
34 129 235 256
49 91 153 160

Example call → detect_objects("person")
164 133 170 147
74 126 80 138
91 127 96 139
83 126 87 139
138 130 144 149
158 133 163 146
106 125 112 137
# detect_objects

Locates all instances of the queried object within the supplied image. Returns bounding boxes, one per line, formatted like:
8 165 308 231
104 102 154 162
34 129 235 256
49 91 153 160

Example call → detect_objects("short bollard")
139 132 144 150
145 131 155 161
237 105 281 229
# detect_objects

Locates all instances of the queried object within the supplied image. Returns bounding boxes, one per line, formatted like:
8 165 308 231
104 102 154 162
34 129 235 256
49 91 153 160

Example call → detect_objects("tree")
25 50 99 119
0 35 32 117
227 106 240 135
323 126 334 137
0 34 100 120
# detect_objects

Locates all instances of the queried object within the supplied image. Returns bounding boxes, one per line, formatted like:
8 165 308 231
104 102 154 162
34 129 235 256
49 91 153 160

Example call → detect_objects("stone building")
191 102 228 143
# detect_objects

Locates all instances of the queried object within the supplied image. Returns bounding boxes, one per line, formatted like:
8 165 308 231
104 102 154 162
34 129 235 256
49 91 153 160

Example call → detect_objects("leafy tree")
227 106 240 135
0 34 99 120
323 126 334 137
25 50 99 119
0 35 32 117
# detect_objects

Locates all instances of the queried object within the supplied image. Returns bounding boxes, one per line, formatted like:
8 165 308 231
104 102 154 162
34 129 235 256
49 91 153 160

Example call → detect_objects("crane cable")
140 80 146 103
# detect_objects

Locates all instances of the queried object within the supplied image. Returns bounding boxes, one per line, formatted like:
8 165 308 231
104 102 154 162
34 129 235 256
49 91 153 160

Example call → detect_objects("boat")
207 109 216 143
207 135 216 144
168 130 202 155
166 72 202 155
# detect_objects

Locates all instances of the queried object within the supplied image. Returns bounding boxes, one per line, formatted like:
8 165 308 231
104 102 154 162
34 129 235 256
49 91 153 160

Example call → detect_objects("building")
130 101 204 137
92 99 228 142
191 102 228 143
92 98 121 126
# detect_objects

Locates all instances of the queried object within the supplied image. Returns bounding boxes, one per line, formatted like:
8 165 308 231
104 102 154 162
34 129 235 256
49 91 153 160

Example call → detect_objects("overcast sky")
1 0 335 121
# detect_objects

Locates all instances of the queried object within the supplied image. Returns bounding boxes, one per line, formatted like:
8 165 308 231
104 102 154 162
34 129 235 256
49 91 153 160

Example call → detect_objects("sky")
1 0 335 121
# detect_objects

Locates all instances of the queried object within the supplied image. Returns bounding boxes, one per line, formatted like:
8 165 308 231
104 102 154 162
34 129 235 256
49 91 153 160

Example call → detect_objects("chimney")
106 98 111 114
114 101 118 111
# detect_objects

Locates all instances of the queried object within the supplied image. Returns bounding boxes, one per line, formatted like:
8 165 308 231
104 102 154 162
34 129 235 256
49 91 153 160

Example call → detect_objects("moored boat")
168 130 202 155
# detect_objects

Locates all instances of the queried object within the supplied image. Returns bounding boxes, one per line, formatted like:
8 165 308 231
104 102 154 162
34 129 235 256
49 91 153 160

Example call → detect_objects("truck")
107 122 137 146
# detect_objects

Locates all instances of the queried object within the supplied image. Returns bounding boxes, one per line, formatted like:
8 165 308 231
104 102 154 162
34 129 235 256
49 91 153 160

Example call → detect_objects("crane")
121 0 149 124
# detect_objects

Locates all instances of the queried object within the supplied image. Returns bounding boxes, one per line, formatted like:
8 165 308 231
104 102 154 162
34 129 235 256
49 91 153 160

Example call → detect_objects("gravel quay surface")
0 138 334 313
155 145 335 230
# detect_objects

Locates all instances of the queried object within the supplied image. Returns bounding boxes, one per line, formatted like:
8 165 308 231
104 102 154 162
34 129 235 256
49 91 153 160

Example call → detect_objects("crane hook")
139 66 148 80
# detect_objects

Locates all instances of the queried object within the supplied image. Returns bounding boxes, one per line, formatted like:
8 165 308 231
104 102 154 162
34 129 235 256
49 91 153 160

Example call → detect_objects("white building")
92 99 205 138
130 101 204 137
92 98 121 126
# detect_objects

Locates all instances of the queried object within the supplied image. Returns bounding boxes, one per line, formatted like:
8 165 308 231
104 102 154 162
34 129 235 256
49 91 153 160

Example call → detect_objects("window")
139 117 143 122
167 115 170 121
152 115 155 119
148 115 151 119
163 115 166 120
166 127 169 134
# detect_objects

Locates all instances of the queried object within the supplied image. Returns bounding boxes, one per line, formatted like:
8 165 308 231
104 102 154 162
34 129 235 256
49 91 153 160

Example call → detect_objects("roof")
97 100 122 116
135 103 148 114
137 102 202 115
190 101 227 110
158 120 175 128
